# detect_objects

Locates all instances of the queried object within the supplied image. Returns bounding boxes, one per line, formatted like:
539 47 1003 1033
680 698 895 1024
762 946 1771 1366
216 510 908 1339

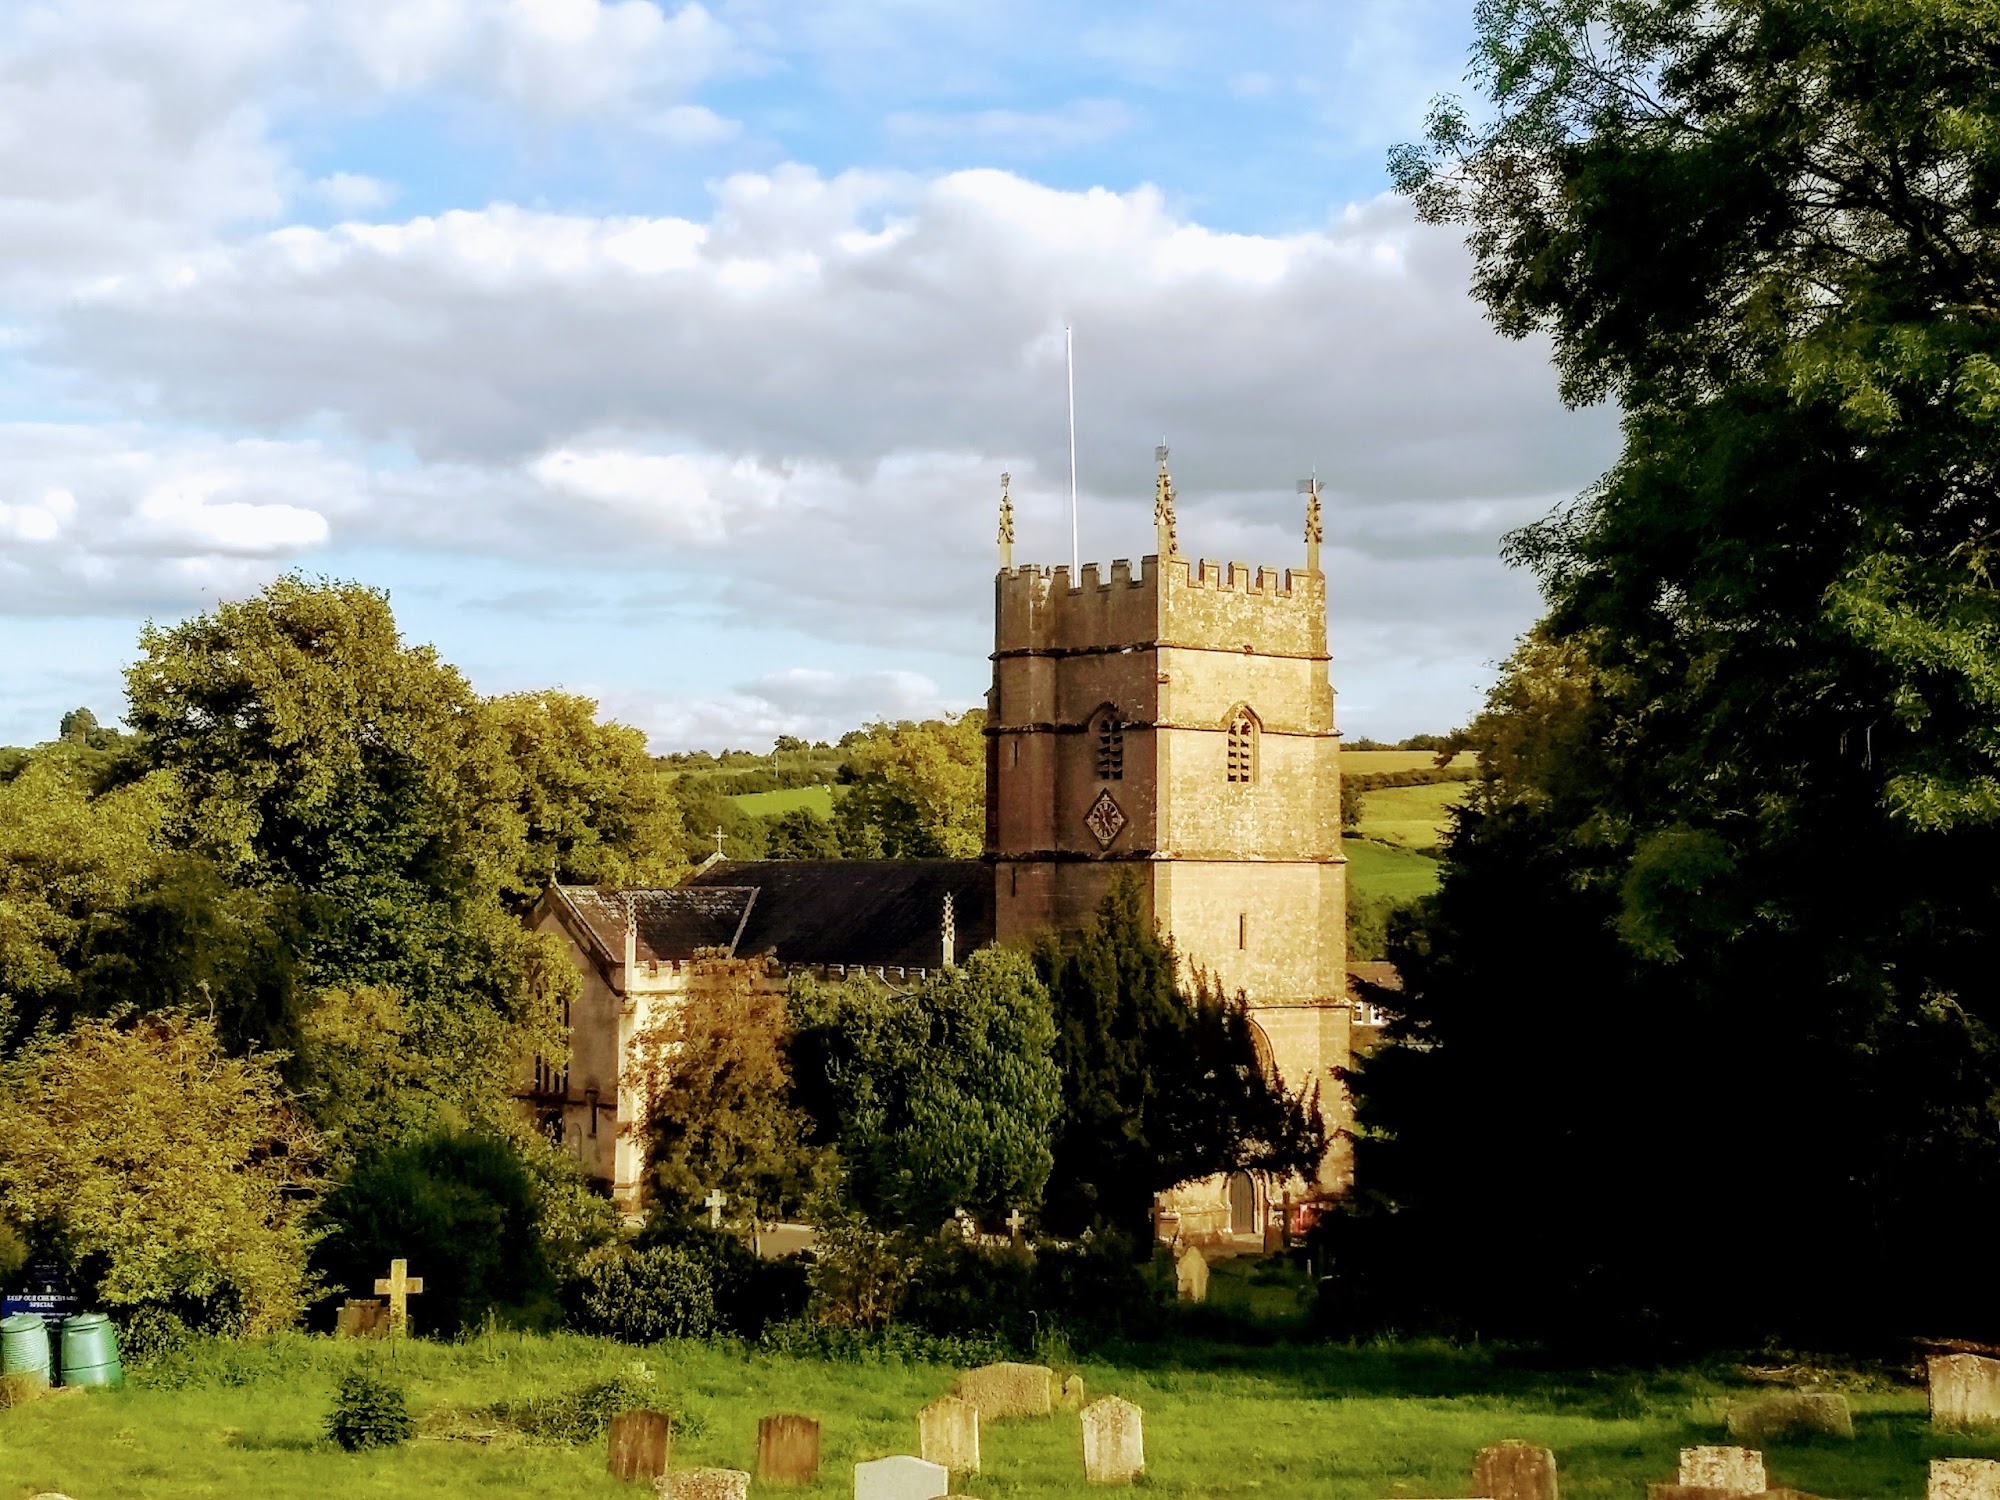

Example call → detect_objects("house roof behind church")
682 859 993 971
552 884 757 964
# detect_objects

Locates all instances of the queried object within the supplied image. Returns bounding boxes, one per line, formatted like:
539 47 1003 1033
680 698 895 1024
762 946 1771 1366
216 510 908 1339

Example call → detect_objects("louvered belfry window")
1096 713 1124 781
1227 710 1258 783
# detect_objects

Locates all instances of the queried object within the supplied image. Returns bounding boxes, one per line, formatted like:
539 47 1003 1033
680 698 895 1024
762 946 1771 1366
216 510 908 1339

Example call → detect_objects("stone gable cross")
706 1188 727 1228
713 826 726 855
374 1257 423 1335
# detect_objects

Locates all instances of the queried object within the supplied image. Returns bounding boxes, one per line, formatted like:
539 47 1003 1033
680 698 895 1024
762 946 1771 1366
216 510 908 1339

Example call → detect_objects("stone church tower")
986 454 1351 1217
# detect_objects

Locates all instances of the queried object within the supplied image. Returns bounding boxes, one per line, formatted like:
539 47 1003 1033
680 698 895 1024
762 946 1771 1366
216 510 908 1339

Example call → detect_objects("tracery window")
1226 707 1259 784
1095 711 1124 781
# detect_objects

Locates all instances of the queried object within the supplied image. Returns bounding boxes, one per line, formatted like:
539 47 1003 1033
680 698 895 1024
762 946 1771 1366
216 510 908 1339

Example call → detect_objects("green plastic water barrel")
58 1313 121 1389
0 1312 51 1383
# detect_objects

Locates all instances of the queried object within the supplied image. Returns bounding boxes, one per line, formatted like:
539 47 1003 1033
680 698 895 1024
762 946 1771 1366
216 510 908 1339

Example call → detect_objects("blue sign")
2 1262 80 1332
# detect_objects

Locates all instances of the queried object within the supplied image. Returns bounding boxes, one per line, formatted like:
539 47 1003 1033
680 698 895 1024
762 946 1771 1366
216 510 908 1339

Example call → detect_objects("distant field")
1342 750 1472 774
1344 837 1442 905
1355 780 1467 852
731 786 842 818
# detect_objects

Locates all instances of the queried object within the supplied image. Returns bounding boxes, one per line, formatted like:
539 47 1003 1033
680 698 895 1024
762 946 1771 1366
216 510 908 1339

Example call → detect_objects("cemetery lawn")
1 1259 1982 1500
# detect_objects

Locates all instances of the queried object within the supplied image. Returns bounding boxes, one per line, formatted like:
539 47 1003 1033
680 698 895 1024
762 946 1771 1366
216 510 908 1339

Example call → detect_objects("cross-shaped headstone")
705 1188 727 1228
373 1257 423 1335
1006 1208 1025 1244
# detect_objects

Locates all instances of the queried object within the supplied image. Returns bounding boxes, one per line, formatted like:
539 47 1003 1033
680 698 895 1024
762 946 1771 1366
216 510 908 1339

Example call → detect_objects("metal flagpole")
1066 323 1079 574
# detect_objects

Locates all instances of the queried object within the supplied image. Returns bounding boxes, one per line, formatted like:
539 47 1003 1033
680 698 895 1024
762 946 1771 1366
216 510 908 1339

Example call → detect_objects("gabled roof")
682 859 993 971
547 884 757 966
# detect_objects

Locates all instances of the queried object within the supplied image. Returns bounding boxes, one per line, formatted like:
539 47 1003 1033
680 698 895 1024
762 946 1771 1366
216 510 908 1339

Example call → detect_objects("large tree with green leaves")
1355 0 2000 1344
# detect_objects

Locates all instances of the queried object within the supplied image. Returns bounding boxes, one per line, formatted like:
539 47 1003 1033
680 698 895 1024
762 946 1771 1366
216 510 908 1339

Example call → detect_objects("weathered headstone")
757 1413 822 1484
955 1361 1054 1419
661 1469 750 1500
854 1455 948 1500
1932 1357 2000 1429
1679 1447 1767 1493
372 1258 424 1336
334 1298 389 1339
1728 1393 1853 1442
1175 1246 1209 1303
919 1394 980 1475
1082 1396 1145 1485
1475 1440 1559 1500
1058 1373 1086 1411
1932 1460 2000 1500
608 1409 672 1482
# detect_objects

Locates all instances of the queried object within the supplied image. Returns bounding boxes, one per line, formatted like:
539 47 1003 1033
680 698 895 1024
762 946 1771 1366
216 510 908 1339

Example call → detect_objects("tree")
631 957 830 1225
1359 0 2000 1343
766 806 842 860
1032 881 1324 1237
834 713 985 858
0 754 170 1043
789 947 1061 1227
0 1014 319 1334
486 690 685 903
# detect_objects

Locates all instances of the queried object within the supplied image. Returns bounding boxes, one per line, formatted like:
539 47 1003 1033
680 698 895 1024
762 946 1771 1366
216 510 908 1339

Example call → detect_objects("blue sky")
0 0 1616 750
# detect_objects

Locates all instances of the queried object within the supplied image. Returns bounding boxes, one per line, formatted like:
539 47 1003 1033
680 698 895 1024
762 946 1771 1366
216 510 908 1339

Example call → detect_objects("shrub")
115 1306 197 1368
497 1361 702 1444
759 1318 1008 1365
1032 1231 1163 1345
899 1233 1037 1348
635 1222 809 1338
326 1369 414 1451
566 1246 718 1342
315 1129 555 1335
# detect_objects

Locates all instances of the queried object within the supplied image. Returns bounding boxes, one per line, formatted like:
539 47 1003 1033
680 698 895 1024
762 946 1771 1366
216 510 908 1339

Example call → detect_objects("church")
526 450 1353 1240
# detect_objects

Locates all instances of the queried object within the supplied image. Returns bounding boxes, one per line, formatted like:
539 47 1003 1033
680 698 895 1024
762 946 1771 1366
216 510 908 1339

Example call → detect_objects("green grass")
730 786 843 818
1342 751 1475 775
1345 837 1443 905
1 1298 1984 1500
1356 780 1467 852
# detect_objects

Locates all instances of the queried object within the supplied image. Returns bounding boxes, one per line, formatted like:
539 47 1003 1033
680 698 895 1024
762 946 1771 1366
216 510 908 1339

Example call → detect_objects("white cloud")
598 667 960 752
312 172 398 215
884 100 1135 156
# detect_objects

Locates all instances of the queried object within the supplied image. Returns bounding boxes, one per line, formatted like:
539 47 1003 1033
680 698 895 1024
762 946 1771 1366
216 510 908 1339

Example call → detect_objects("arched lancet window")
1094 707 1124 781
1226 706 1259 784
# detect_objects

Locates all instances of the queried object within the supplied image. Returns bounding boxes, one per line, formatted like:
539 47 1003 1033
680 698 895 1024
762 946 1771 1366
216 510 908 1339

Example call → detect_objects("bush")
758 1318 1009 1365
315 1129 555 1335
1032 1231 1163 1345
900 1233 1037 1348
326 1369 414 1451
497 1361 702 1444
566 1246 718 1342
115 1306 197 1368
635 1222 809 1338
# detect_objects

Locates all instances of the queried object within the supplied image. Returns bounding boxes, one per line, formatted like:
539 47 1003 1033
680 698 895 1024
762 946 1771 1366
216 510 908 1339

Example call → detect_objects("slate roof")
551 884 757 964
682 859 993 971
1346 961 1403 996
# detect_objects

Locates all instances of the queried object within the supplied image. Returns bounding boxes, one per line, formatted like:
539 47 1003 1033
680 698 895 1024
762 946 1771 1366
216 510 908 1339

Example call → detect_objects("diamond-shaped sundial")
1084 789 1128 848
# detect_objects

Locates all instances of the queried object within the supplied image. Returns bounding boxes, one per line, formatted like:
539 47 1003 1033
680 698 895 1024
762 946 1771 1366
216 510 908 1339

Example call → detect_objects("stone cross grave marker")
1007 1209 1025 1244
1678 1447 1766 1494
1932 1459 2000 1500
1175 1246 1208 1303
919 1394 980 1476
705 1189 727 1229
1932 1356 2000 1428
854 1455 948 1500
1474 1440 1559 1500
757 1414 822 1485
607 1409 670 1481
664 1468 750 1500
372 1258 424 1336
1081 1396 1145 1485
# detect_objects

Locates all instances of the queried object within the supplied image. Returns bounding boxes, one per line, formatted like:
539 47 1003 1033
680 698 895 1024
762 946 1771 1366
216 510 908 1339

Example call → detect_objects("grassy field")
1342 750 1473 775
0 1259 1981 1500
730 786 842 818
1344 836 1445 905
1355 780 1468 853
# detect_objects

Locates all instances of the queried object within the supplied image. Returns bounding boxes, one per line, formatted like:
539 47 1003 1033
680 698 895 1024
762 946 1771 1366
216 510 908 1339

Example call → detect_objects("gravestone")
1081 1396 1145 1484
1058 1373 1086 1411
1679 1447 1767 1493
372 1258 424 1336
854 1455 948 1500
608 1409 671 1481
1728 1393 1853 1442
919 1394 980 1475
334 1298 389 1339
662 1468 750 1500
955 1362 1054 1419
758 1413 822 1484
1932 1357 2000 1428
1175 1247 1209 1303
1931 1460 2000 1500
1475 1440 1560 1500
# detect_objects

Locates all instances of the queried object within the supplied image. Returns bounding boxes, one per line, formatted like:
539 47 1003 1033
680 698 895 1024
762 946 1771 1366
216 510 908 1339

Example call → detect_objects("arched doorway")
1227 1171 1257 1235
